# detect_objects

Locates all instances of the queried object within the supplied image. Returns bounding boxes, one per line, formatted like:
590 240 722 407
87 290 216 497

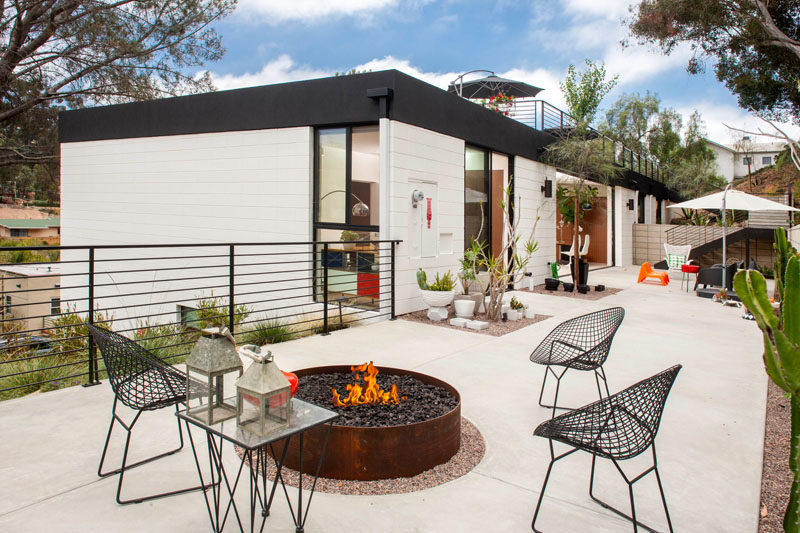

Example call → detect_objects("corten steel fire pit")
275 365 461 481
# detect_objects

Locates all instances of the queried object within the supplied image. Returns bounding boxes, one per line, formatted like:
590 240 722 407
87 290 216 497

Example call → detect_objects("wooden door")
555 197 607 264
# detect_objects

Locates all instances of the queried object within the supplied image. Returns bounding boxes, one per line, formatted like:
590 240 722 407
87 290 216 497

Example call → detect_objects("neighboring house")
58 70 678 318
705 137 786 182
0 217 60 239
0 264 61 334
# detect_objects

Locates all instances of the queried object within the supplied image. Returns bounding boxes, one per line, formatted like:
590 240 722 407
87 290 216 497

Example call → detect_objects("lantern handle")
238 344 273 364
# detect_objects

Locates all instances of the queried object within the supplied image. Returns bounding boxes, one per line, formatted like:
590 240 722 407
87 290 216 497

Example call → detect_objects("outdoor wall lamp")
627 199 635 211
411 189 425 207
319 189 370 217
541 178 553 198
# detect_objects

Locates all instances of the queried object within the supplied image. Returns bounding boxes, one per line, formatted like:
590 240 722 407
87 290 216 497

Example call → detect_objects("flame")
331 361 405 407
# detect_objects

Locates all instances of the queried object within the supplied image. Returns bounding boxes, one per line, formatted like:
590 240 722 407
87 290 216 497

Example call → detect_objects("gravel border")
400 309 550 336
520 284 623 300
238 417 485 496
759 380 792 532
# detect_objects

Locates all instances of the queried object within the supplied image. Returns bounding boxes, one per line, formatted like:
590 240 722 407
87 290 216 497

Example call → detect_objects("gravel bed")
239 417 485 495
400 308 550 336
759 380 792 532
294 371 458 427
521 284 622 300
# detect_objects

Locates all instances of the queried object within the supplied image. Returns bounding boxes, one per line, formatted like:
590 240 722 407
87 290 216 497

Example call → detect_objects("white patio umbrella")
668 185 798 290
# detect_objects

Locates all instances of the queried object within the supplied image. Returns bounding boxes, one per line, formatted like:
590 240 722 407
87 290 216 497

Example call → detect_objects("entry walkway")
0 266 767 532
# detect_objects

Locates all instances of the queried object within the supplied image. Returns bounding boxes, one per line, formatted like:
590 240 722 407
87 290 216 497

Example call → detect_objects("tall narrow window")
314 125 380 309
465 146 489 251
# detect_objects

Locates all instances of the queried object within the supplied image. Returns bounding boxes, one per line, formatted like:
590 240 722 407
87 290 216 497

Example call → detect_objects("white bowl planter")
420 290 455 308
506 309 521 321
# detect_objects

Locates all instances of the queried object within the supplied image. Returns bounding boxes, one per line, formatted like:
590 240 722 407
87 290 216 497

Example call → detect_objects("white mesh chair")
663 243 692 280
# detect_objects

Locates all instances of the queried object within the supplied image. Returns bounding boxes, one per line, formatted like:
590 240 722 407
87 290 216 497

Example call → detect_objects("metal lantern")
236 347 292 436
185 327 243 425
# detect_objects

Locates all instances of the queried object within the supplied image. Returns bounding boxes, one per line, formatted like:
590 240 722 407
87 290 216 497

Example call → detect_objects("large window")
314 125 380 309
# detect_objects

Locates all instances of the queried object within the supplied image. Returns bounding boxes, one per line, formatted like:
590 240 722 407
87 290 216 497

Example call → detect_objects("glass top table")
177 398 339 533
178 397 339 448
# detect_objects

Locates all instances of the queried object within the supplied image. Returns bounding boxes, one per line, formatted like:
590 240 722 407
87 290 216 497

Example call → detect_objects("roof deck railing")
475 96 669 185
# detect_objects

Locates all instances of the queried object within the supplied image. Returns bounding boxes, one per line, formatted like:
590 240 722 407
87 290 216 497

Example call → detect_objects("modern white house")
705 137 786 182
58 70 678 320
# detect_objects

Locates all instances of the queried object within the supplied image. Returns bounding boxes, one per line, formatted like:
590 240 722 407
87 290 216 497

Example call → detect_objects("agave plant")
734 246 800 531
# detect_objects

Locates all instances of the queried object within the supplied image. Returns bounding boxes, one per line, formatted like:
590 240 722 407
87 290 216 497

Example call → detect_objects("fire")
331 361 405 407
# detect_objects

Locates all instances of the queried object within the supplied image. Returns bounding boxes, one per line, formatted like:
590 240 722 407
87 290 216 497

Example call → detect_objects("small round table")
681 264 700 292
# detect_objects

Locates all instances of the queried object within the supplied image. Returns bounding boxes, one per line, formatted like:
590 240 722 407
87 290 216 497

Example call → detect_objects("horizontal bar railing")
0 239 401 400
474 97 670 185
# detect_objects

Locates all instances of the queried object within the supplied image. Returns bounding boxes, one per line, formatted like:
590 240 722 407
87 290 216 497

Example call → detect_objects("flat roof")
0 217 60 229
0 264 60 276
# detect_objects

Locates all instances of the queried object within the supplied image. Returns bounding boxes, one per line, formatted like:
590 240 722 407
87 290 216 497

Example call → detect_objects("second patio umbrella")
668 185 798 289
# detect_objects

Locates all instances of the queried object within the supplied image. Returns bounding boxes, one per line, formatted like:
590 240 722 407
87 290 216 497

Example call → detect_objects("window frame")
313 124 380 234
762 156 772 165
49 297 60 316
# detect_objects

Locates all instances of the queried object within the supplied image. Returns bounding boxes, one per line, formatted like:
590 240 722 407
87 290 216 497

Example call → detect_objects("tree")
627 0 800 123
601 91 661 153
0 0 236 169
547 61 619 286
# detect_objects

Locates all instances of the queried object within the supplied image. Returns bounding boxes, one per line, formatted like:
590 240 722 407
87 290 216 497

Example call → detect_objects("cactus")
735 259 800 532
774 227 798 305
416 268 429 291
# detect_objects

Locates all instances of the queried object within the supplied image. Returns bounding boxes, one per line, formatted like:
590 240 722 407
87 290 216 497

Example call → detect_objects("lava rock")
295 372 458 428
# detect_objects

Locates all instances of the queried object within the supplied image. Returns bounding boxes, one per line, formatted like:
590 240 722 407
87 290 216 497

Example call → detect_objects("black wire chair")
529 307 625 414
89 324 210 504
531 365 681 533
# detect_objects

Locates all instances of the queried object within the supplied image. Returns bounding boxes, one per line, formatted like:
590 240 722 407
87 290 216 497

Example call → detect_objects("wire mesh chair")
529 307 625 415
89 324 210 504
531 365 682 532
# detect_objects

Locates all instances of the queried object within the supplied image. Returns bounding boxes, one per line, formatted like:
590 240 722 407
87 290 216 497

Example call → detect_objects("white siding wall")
61 128 313 245
645 195 658 225
513 157 557 288
709 144 735 182
614 186 636 266
59 128 316 329
385 121 465 315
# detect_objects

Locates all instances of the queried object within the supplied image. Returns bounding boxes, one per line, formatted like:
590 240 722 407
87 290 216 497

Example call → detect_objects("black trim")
59 69 675 200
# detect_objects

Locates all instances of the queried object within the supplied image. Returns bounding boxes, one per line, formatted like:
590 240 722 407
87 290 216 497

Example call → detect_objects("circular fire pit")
278 365 461 481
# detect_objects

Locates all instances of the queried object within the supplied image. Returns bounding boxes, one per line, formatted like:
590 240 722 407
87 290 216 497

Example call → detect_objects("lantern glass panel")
236 388 291 436
186 367 241 425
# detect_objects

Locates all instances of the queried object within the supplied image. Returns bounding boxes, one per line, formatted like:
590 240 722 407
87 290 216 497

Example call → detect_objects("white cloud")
603 44 692 85
235 0 397 23
562 0 631 21
674 101 800 145
351 57 459 88
210 55 332 90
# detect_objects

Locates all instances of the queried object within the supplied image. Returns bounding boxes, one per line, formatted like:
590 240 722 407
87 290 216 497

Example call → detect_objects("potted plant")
417 269 456 321
454 250 484 317
507 296 524 321
524 302 536 319
340 230 361 250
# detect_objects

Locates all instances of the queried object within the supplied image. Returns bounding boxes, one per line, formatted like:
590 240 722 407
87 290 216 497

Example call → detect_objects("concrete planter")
524 307 536 319
455 292 483 315
453 298 475 318
506 309 521 321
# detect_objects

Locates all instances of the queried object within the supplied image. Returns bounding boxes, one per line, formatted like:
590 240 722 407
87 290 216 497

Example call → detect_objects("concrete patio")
0 266 767 532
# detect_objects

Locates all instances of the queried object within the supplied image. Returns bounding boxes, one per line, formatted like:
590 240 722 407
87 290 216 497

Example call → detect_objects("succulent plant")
774 227 798 305
416 268 429 291
734 256 800 532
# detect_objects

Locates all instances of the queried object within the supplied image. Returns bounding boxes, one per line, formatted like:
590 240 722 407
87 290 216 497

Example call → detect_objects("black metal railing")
480 97 669 184
0 240 400 400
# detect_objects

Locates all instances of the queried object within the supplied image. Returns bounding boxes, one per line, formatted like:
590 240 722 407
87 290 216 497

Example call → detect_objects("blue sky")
204 0 796 143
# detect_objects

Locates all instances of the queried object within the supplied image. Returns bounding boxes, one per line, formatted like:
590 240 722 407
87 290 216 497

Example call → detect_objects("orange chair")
637 262 669 286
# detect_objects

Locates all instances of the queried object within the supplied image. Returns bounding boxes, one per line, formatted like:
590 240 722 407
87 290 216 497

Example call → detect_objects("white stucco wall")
513 157 557 289
614 186 636 266
708 143 735 182
385 121 465 315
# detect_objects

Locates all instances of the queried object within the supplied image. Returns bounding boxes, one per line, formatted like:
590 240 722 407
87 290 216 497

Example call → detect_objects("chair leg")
588 452 671 533
538 366 569 416
99 401 212 505
594 366 611 402
531 440 579 532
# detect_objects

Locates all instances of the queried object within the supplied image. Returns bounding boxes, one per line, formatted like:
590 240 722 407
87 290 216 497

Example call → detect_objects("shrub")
189 293 252 330
240 317 296 345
